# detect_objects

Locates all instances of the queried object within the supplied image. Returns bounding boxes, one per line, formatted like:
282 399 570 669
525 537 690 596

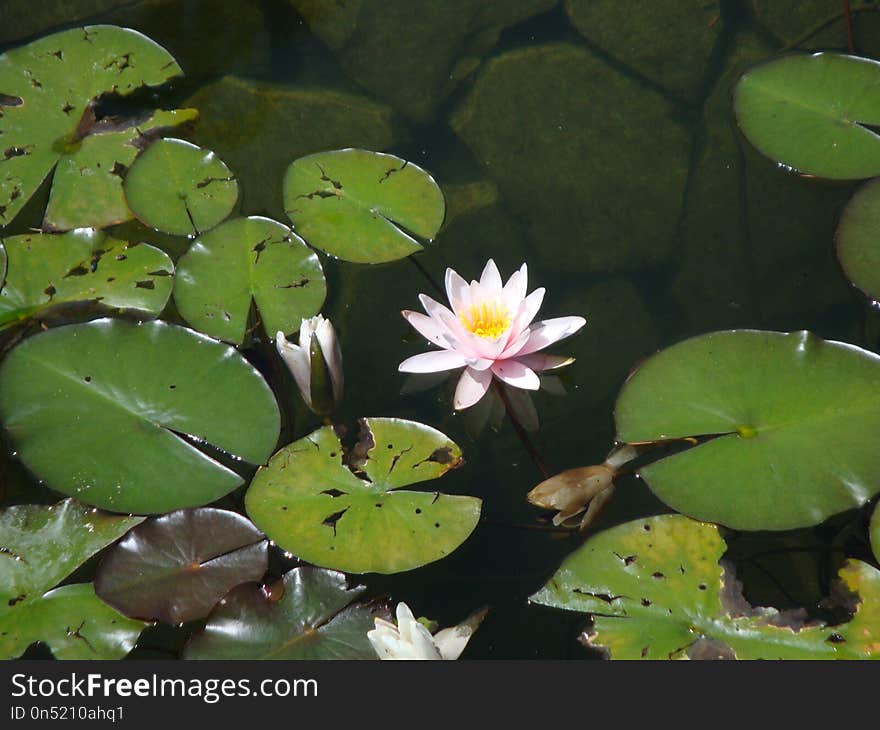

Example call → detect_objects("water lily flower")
527 444 638 530
275 314 343 415
399 260 586 409
368 602 485 660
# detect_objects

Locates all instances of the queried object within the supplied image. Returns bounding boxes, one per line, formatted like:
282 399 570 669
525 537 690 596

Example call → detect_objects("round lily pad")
282 148 445 263
0 318 280 514
835 178 880 302
173 216 326 344
95 508 268 624
734 52 880 179
532 514 880 659
245 418 481 574
615 330 880 530
124 138 239 236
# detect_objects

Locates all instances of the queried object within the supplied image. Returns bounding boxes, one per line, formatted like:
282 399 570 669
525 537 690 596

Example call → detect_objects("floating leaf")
734 52 880 179
245 418 480 574
0 319 280 514
173 216 326 344
835 178 880 302
283 149 445 263
0 228 173 330
124 138 239 236
0 499 146 659
0 25 181 227
615 330 880 530
871 501 880 565
531 514 880 659
95 508 268 624
184 567 383 659
44 108 199 231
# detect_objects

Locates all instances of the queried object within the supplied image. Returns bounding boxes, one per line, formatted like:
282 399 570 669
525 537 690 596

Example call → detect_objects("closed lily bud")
275 315 343 416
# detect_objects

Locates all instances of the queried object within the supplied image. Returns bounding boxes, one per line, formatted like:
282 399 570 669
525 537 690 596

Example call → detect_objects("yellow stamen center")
459 300 511 339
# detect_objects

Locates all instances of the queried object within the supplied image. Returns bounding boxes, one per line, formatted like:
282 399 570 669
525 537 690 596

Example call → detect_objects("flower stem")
493 380 551 479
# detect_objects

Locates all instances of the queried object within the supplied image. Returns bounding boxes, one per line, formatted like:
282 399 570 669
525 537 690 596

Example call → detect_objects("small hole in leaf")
643 524 651 532
641 598 651 607
652 572 664 580
415 508 422 514
698 583 707 591
434 522 440 528
84 376 92 383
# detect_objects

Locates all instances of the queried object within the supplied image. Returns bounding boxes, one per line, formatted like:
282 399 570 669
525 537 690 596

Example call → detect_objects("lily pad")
173 216 326 344
871 501 880 565
245 418 481 574
531 514 880 659
734 52 880 179
44 108 199 231
95 508 268 624
123 138 239 236
0 228 173 331
0 318 280 514
184 567 383 659
0 25 181 227
615 330 880 530
283 149 445 263
835 178 880 302
0 499 146 659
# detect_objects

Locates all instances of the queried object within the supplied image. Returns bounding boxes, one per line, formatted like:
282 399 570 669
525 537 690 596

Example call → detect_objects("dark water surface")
2 0 878 658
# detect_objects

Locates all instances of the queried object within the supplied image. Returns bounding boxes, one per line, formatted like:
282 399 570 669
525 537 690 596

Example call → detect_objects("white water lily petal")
275 331 312 408
491 359 540 390
402 310 450 348
454 366 493 409
399 350 468 373
517 353 576 372
517 316 587 356
479 258 503 292
502 262 529 310
445 267 471 315
314 316 344 404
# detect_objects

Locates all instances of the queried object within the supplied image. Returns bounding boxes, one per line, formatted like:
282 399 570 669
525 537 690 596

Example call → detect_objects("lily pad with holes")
95 508 268 624
124 138 239 236
835 178 880 302
282 149 445 263
184 566 383 659
615 330 880 530
44 108 199 231
734 52 880 179
0 25 182 227
173 216 326 344
245 418 480 574
0 228 173 330
0 318 280 514
531 514 880 659
0 499 146 659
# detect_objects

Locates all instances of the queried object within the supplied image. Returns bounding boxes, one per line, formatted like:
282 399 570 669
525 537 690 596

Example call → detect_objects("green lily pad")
44 108 199 231
283 149 445 263
184 567 383 659
0 228 173 331
0 25 181 227
173 216 326 344
0 318 280 514
734 52 880 179
124 138 239 236
245 418 481 574
95 508 268 624
531 514 880 659
0 499 146 659
615 330 880 530
871 501 880 565
835 178 880 302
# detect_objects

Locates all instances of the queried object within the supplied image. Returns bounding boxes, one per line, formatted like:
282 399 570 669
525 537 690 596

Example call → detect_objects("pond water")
2 0 878 659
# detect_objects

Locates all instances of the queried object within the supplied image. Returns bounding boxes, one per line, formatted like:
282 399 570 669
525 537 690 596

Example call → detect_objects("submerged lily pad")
532 514 880 659
95 508 268 624
44 108 199 231
184 567 383 659
0 228 173 330
734 53 880 179
124 138 239 236
0 25 181 227
283 149 445 263
0 318 280 514
615 330 880 530
0 499 146 659
245 418 480 574
173 216 326 344
835 178 880 302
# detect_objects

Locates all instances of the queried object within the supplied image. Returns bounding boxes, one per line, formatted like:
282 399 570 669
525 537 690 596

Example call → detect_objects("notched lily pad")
283 149 445 263
95 507 268 624
124 137 239 236
184 566 385 659
173 216 326 344
0 228 173 330
245 417 481 574
0 318 280 514
531 514 880 659
0 499 146 659
0 25 182 227
615 330 880 530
